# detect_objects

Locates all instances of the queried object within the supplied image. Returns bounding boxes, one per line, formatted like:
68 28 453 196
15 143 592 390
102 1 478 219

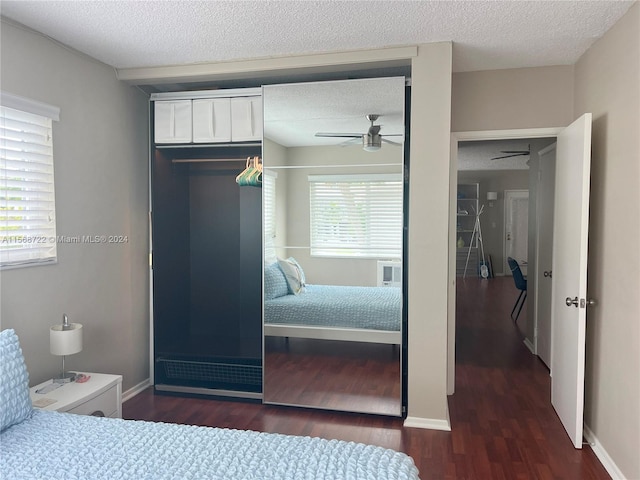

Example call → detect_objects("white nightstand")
30 372 122 418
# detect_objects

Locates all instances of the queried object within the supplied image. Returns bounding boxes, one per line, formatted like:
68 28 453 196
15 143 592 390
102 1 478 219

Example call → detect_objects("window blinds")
263 170 277 264
309 173 403 258
0 105 57 268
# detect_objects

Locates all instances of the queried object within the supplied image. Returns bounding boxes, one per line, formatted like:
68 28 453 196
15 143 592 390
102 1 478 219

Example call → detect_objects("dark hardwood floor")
124 277 609 479
264 337 401 415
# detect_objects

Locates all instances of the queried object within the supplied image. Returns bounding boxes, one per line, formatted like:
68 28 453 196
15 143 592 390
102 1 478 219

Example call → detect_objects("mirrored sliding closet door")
262 77 406 416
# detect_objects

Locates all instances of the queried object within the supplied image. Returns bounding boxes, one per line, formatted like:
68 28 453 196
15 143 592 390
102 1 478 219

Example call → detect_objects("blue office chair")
507 257 527 322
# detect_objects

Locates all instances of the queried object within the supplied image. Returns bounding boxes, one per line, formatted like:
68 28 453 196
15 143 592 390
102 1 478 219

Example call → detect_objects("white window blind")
1 105 57 268
263 170 277 263
309 173 403 258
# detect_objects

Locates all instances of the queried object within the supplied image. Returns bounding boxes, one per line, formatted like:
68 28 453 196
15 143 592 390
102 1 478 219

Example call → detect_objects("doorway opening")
447 128 562 399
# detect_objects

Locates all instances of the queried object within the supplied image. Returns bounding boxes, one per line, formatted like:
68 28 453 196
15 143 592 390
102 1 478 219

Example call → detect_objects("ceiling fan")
315 114 403 152
491 144 531 160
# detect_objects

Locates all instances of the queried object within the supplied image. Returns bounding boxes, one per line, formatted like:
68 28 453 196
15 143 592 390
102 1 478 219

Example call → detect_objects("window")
1 93 60 269
309 173 403 258
263 169 277 262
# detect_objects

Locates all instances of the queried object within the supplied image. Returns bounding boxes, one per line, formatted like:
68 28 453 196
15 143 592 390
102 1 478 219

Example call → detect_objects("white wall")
405 43 453 428
262 138 288 261
0 20 150 391
574 3 640 478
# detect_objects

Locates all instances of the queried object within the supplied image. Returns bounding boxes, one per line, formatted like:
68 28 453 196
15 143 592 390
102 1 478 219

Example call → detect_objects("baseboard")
122 378 151 403
583 424 626 479
523 337 535 354
404 414 451 432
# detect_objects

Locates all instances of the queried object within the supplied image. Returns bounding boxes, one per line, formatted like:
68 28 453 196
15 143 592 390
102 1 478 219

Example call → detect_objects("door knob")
565 296 579 307
544 271 552 278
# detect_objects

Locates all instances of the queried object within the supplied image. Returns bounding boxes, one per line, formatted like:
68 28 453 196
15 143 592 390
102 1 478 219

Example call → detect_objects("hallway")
449 276 606 478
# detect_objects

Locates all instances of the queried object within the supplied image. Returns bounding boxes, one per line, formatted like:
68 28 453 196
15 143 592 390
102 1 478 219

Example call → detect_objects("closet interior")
151 89 263 398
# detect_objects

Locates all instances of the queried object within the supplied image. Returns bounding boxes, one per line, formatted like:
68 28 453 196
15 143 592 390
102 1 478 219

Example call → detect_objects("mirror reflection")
262 77 405 416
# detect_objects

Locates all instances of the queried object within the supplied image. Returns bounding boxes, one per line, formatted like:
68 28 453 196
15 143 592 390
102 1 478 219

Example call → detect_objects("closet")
150 88 263 398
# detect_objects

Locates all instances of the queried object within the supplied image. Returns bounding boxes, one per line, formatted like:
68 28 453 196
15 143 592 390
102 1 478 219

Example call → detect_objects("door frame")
503 189 529 275
533 142 557 365
448 127 562 395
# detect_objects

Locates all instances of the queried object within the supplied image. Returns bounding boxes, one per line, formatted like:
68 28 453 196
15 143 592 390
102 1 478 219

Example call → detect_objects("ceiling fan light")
363 134 381 152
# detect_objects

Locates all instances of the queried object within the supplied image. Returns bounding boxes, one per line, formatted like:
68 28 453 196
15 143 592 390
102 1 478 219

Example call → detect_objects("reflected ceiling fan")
491 144 530 160
315 114 403 152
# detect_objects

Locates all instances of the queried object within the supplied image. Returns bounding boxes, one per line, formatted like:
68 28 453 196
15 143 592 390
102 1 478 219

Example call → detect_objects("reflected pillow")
264 262 289 300
278 257 306 295
0 329 32 431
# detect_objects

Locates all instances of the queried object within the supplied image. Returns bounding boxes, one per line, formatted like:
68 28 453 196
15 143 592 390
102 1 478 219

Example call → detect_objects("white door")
550 113 592 449
504 190 529 275
535 144 556 368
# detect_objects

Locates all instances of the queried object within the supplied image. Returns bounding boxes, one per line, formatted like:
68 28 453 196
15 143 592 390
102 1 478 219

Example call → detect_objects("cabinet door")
192 98 232 143
230 96 263 142
154 100 192 143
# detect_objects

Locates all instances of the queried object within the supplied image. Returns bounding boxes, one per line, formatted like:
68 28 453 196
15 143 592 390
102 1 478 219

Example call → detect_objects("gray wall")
574 3 640 478
0 20 150 392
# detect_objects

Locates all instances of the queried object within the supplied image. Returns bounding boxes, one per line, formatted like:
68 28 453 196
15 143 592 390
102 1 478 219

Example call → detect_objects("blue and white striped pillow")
0 329 33 431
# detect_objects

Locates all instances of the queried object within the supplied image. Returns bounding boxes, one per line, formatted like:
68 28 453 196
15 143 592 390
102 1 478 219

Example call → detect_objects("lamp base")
53 372 77 384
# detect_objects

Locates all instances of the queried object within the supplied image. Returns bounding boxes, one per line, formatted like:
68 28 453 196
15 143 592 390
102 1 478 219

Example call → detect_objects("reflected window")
309 173 402 258
263 170 277 263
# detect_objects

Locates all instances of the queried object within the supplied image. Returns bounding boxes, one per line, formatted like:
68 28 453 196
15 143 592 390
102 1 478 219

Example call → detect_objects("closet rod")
171 158 253 164
265 163 401 170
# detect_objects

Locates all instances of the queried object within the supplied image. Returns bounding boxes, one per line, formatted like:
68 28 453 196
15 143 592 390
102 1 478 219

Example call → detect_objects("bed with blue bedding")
1 329 420 480
264 261 402 344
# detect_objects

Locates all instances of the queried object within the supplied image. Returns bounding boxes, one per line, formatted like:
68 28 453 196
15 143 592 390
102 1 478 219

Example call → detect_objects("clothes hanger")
236 156 262 187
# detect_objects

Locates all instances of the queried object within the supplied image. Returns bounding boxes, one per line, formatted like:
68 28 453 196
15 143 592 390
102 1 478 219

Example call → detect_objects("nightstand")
30 372 122 418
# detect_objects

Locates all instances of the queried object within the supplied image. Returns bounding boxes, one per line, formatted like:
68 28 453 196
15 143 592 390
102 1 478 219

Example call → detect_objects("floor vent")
157 357 262 386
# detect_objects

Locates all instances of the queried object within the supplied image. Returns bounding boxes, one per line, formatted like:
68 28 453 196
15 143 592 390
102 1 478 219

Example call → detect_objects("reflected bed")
264 284 402 344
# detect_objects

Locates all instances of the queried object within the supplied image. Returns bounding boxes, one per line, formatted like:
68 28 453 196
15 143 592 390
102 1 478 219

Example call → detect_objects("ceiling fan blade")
339 138 361 147
491 153 528 160
381 138 403 146
315 132 362 138
380 134 404 137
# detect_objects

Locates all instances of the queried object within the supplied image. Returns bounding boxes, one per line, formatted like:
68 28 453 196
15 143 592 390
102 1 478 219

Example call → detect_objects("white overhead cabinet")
154 100 192 144
230 96 263 142
153 92 262 144
192 98 232 143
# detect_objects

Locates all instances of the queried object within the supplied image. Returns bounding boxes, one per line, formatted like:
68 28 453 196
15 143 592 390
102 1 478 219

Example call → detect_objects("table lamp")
50 313 83 383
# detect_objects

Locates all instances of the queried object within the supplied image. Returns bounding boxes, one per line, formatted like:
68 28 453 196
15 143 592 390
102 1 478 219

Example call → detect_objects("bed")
264 260 402 344
0 329 419 480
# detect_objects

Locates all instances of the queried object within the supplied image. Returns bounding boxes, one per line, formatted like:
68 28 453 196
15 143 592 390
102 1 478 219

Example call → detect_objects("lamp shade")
50 323 83 356
487 191 498 201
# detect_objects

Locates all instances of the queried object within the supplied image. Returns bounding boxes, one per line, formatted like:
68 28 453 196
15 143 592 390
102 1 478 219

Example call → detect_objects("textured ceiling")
263 77 405 147
0 1 634 72
458 138 556 171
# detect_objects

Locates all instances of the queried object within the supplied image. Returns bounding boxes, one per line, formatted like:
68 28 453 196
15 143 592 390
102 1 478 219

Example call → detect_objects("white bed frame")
264 323 401 345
